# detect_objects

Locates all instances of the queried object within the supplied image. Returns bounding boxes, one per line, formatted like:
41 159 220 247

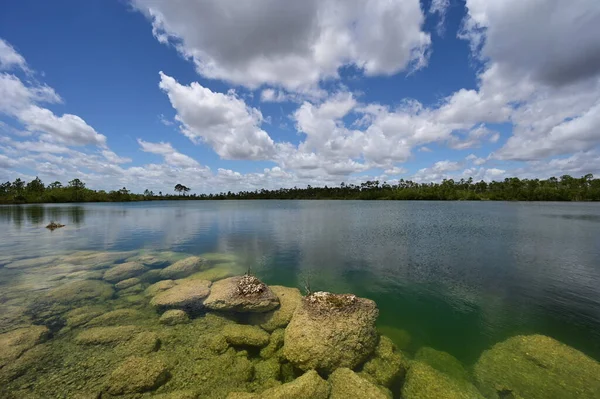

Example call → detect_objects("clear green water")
1 200 600 397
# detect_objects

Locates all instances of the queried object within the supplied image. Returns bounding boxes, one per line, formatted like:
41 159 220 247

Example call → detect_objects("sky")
0 0 599 194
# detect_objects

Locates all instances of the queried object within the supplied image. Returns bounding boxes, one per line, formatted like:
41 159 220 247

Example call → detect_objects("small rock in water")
74 325 138 345
203 276 279 313
103 262 148 283
329 368 391 399
159 256 205 279
115 277 141 290
222 324 270 347
0 325 49 368
45 222 65 231
150 279 211 312
403 362 484 399
360 336 407 387
249 285 302 332
106 356 170 395
145 279 177 297
159 309 190 325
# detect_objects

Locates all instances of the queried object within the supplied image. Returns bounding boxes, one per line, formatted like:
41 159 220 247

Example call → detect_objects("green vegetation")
1 174 599 204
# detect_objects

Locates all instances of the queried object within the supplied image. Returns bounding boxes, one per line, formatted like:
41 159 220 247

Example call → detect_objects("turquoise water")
2 200 599 364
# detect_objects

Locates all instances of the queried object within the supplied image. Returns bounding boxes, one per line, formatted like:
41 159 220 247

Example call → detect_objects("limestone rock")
159 256 205 279
74 325 138 345
223 324 270 347
106 356 169 395
150 279 211 312
159 309 190 325
329 368 391 399
103 262 147 283
260 328 285 359
145 279 177 297
415 346 469 382
403 362 484 399
254 358 281 382
115 277 141 290
249 286 302 331
204 276 279 313
260 370 330 399
474 334 600 399
0 325 49 368
283 291 379 373
361 336 407 387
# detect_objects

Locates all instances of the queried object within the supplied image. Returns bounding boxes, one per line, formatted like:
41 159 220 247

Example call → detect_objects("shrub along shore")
1 174 600 204
1 250 599 398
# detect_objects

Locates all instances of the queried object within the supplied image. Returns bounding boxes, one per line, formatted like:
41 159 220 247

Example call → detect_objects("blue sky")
1 0 599 194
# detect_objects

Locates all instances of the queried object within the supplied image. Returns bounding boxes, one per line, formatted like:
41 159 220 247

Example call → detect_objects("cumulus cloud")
132 0 431 90
158 72 276 160
138 139 203 168
0 39 28 71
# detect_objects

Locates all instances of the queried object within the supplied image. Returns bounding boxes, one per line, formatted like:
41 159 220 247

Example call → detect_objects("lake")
1 200 600 397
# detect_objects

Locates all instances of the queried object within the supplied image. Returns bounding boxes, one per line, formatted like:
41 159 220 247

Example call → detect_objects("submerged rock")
74 325 138 345
65 306 106 328
159 309 190 325
0 325 49 368
222 324 270 347
103 262 147 283
150 279 211 312
187 262 243 282
253 357 281 383
260 328 285 359
115 277 141 290
403 362 484 399
106 356 169 395
4 255 60 269
159 256 205 279
85 309 146 327
474 334 600 399
415 346 470 382
0 343 51 384
145 279 177 297
204 276 279 313
249 286 302 332
283 291 379 374
329 368 391 399
360 336 407 387
261 369 330 399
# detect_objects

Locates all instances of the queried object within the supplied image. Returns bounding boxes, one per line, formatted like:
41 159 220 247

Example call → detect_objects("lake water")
1 200 600 397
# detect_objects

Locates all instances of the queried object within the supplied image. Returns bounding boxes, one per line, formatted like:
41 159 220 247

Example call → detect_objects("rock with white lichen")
204 276 279 313
283 291 379 374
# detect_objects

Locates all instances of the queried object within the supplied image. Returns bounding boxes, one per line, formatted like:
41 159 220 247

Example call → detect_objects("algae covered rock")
74 325 138 345
249 285 302 332
415 346 470 382
260 328 285 359
159 256 205 279
260 369 330 399
145 279 177 297
361 336 407 387
150 279 211 312
65 306 106 328
160 309 190 325
204 275 280 313
103 261 147 283
106 356 169 395
254 357 281 382
403 362 485 399
283 291 379 373
86 309 146 327
153 391 198 399
329 368 391 399
474 334 600 399
115 277 141 290
0 325 49 368
223 324 270 347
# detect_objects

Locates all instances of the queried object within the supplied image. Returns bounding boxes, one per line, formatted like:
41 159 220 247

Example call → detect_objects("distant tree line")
1 174 599 204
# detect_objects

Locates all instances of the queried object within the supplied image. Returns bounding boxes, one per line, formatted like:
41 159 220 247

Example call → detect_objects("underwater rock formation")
360 336 407 387
145 279 177 296
0 325 49 368
283 291 379 374
249 285 302 332
204 276 280 313
74 325 139 345
150 279 211 312
4 255 60 269
159 256 205 279
329 367 391 399
114 277 141 290
159 309 190 325
103 261 148 283
106 356 170 395
403 362 484 399
474 334 600 399
415 346 470 382
222 324 270 347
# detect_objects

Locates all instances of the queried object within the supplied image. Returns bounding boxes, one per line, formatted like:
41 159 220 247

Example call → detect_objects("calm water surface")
1 200 600 364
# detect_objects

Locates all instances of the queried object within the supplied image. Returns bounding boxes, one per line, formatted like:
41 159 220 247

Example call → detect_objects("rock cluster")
204 276 280 313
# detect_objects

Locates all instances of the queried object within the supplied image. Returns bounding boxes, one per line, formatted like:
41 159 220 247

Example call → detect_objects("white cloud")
132 0 431 90
466 154 486 166
159 72 276 160
137 139 203 168
429 0 450 36
0 38 28 72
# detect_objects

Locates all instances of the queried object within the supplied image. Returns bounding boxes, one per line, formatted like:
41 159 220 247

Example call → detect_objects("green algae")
415 346 471 382
223 324 270 347
403 362 485 399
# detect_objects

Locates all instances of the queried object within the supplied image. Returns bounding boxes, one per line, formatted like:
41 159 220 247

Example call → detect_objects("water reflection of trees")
0 205 86 227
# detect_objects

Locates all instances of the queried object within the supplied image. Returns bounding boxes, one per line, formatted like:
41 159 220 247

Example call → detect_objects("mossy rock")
115 277 141 290
150 279 211 312
42 280 114 305
415 346 470 382
159 256 205 279
403 362 485 399
121 331 161 355
377 325 411 351
260 328 285 359
103 261 148 283
106 356 170 395
85 309 146 327
329 368 391 399
0 325 50 368
74 325 138 345
249 286 302 332
152 391 199 399
283 292 379 374
0 343 52 384
65 305 106 328
223 324 270 347
360 336 407 387
260 370 330 399
145 279 177 297
186 262 243 282
204 276 280 313
254 357 281 382
160 309 190 325
61 250 136 268
474 334 600 399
